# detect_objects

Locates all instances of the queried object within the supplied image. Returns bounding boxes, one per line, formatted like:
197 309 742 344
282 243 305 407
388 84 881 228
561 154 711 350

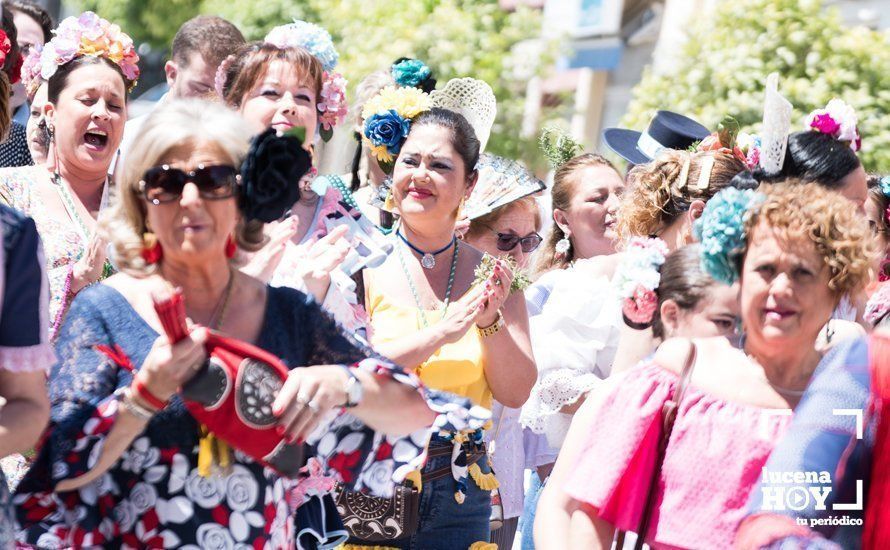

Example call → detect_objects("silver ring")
306 400 320 415
296 395 310 407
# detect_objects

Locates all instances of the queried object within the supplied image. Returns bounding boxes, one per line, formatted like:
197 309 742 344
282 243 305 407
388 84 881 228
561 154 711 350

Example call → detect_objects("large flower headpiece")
693 187 765 285
263 20 348 137
361 86 432 171
21 46 43 97
27 12 140 92
613 237 669 327
805 98 861 152
0 29 21 84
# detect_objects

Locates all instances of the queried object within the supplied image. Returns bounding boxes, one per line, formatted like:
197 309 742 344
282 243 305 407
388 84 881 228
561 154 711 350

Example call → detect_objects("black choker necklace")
396 230 456 269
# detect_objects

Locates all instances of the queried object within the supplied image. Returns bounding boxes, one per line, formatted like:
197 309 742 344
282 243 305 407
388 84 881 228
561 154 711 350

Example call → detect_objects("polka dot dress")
0 122 33 168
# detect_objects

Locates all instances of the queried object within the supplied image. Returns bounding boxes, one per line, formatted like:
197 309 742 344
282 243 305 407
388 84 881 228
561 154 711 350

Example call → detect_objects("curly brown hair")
742 180 877 297
617 149 748 240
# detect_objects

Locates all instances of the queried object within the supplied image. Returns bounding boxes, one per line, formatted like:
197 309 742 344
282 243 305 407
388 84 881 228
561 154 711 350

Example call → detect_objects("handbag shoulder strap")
631 340 697 550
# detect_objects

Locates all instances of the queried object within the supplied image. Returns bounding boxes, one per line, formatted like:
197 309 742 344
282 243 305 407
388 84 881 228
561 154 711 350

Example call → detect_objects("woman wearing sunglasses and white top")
463 192 544 548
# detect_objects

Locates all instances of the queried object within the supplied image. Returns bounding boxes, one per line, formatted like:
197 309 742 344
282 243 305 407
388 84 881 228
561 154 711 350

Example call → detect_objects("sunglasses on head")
482 225 542 253
139 164 240 205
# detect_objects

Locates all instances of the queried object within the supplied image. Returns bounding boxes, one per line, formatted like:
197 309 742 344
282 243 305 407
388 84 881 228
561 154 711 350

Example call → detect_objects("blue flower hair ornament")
693 187 765 285
391 58 436 92
880 176 890 198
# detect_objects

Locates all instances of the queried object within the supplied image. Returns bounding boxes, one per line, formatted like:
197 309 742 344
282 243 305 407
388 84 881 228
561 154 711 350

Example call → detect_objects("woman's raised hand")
476 259 513 328
435 281 488 345
240 217 299 283
297 225 351 302
71 233 109 293
136 328 209 403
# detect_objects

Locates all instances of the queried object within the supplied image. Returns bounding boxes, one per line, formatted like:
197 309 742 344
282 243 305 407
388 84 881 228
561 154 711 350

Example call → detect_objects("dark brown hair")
409 108 481 177
46 55 132 105
6 0 53 44
171 15 245 70
652 244 719 339
533 153 620 275
221 42 323 109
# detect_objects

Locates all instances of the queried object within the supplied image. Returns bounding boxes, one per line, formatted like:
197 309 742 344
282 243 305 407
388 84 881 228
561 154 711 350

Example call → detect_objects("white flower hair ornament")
805 98 861 152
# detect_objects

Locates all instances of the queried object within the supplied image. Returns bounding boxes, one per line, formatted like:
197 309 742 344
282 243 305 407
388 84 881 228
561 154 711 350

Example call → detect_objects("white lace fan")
759 73 793 175
464 153 545 220
430 78 497 153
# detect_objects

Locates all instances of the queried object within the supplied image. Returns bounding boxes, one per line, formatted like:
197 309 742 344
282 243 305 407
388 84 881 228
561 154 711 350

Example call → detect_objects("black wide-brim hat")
603 111 711 165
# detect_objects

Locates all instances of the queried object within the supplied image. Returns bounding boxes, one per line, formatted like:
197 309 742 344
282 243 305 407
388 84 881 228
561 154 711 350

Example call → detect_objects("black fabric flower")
239 128 312 223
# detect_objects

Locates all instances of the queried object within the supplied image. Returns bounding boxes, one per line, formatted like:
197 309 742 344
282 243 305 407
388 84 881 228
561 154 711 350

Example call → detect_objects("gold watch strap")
476 312 504 338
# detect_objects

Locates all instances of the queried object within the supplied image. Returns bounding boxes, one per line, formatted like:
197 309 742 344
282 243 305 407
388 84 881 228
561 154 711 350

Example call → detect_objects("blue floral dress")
0 204 56 548
14 284 485 549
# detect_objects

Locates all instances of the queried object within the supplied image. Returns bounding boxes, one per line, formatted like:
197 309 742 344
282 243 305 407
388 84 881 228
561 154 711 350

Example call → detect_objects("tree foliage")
73 0 553 168
622 0 890 171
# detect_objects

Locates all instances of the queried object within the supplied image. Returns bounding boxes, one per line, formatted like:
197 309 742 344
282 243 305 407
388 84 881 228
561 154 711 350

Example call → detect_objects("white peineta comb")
430 78 497 154
759 73 793 175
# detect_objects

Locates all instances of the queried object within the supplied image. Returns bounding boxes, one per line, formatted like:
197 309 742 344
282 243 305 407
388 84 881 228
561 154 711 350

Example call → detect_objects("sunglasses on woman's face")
482 225 543 253
139 164 240 205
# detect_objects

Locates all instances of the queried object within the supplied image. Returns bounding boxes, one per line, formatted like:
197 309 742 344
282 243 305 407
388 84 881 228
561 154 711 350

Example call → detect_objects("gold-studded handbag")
334 481 422 542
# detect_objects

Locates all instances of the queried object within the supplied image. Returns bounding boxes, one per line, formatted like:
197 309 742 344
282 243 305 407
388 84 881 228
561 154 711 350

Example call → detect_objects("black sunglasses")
139 164 240 205
482 225 542 253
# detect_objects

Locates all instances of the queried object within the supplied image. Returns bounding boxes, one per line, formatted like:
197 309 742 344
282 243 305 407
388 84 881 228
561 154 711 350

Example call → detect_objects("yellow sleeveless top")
366 279 492 410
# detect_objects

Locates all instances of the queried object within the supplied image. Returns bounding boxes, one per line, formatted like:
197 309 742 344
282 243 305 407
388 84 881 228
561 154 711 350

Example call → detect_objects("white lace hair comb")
759 72 793 175
430 78 497 154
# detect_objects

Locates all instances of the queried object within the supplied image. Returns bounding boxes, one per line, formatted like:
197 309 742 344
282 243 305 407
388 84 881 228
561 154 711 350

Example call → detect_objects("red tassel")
225 235 236 259
141 233 163 264
94 344 136 372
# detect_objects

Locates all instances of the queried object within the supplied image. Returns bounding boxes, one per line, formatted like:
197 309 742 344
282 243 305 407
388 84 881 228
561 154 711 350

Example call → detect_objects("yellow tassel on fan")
198 425 233 477
468 542 498 550
468 462 499 491
198 425 214 477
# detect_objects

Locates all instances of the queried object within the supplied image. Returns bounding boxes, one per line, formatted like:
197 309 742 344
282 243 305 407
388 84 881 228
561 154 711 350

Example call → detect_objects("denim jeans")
388 443 492 549
519 471 543 550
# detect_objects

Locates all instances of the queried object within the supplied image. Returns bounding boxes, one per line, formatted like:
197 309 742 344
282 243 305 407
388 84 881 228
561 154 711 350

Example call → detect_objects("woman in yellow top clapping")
358 103 535 549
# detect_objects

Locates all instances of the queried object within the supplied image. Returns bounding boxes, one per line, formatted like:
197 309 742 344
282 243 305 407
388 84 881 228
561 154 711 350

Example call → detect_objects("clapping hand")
475 259 513 328
71 233 109 293
240 217 299 283
296 225 351 303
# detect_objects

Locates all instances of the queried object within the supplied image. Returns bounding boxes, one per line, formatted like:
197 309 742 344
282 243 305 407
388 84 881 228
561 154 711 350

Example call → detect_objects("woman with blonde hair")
13 99 482 548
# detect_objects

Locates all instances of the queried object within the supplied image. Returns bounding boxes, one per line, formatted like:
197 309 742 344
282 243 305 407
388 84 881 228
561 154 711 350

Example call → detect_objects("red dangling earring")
225 235 237 259
141 232 163 264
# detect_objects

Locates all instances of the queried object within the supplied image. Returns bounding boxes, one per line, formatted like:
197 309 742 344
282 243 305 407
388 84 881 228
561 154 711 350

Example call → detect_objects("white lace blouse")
519 262 622 448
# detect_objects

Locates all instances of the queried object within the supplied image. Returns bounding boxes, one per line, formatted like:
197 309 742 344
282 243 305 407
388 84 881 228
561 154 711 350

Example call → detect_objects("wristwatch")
476 311 505 338
340 365 363 408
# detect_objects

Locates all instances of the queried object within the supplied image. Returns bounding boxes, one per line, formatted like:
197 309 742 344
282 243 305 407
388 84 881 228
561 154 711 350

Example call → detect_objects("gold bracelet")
476 311 504 338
